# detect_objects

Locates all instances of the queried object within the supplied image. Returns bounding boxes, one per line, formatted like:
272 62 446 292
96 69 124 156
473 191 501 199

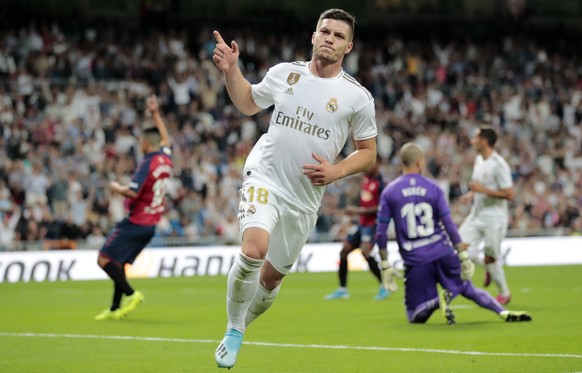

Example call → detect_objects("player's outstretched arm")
212 30 261 116
146 95 170 147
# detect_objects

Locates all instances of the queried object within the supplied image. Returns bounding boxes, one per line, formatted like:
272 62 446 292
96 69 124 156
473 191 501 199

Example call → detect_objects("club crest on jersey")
326 98 338 113
287 73 301 85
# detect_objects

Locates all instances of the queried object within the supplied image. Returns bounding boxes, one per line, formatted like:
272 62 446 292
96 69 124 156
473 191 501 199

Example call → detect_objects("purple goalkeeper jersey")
377 173 457 265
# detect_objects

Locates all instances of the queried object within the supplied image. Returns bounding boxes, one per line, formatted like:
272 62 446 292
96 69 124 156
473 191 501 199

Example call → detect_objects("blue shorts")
100 218 156 265
346 225 376 248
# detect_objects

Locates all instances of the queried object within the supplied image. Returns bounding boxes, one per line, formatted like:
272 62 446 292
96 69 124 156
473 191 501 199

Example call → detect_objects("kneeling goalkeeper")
375 143 531 324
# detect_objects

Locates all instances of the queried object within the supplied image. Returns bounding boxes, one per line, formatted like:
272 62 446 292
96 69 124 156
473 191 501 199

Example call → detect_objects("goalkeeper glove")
380 260 399 292
457 249 475 281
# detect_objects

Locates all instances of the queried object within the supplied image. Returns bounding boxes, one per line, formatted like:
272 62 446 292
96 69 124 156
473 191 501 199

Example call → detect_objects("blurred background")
0 0 580 251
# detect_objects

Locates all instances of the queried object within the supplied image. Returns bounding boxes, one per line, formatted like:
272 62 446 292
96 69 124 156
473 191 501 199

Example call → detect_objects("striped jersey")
126 145 173 226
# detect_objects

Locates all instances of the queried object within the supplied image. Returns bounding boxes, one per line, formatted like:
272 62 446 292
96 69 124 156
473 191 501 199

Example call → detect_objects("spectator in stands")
0 19 580 250
0 206 20 251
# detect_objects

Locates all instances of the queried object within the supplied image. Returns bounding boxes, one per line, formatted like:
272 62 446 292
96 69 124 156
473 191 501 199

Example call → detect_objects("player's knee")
241 243 267 260
339 245 354 259
360 244 373 258
484 255 496 264
409 315 429 324
97 254 108 268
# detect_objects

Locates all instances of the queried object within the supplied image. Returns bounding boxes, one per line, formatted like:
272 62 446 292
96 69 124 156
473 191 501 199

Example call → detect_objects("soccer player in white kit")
212 9 377 369
459 126 514 305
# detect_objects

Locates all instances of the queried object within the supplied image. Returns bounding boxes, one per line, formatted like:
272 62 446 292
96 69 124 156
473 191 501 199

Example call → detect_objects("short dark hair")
478 126 497 147
143 127 161 146
317 9 356 40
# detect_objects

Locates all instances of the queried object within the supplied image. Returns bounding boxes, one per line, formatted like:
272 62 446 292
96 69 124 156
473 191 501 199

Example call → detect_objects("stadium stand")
0 7 581 251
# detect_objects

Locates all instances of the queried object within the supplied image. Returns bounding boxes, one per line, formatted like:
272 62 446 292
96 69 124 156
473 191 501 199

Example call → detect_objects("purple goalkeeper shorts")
404 251 463 316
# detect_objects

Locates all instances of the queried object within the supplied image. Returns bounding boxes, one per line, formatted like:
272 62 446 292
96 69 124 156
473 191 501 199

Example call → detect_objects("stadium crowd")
0 21 581 250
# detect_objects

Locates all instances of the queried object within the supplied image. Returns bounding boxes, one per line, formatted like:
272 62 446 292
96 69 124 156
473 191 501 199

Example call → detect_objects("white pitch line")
1 332 581 359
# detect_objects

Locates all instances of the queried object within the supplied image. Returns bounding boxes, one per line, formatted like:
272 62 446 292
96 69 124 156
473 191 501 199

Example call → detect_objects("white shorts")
238 181 318 275
459 217 507 260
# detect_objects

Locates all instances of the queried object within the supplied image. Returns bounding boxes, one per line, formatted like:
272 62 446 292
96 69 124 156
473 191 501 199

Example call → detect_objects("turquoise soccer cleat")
324 288 349 300
373 286 390 301
215 329 244 369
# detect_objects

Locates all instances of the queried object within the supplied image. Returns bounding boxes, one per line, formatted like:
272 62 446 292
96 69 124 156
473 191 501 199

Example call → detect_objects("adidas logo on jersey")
284 87 294 95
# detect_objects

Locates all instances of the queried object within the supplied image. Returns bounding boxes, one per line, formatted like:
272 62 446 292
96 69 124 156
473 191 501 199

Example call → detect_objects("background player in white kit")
212 8 377 369
459 126 514 305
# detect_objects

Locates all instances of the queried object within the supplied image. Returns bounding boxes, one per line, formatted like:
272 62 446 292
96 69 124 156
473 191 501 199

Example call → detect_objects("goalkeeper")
375 143 531 324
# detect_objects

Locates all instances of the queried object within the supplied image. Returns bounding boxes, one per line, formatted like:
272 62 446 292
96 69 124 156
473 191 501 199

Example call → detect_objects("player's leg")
484 225 510 304
247 204 317 325
325 230 357 299
360 226 388 300
437 252 504 315
216 227 267 369
360 227 382 283
245 260 283 327
461 281 505 313
459 219 490 286
94 278 126 321
95 255 134 320
458 220 484 266
436 251 529 321
95 222 137 321
216 184 280 369
405 262 440 323
115 225 155 316
97 221 133 294
454 277 531 321
227 227 268 333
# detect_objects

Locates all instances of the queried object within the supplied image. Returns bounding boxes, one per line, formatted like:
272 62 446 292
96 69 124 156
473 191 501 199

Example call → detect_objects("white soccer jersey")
468 151 512 221
248 61 377 214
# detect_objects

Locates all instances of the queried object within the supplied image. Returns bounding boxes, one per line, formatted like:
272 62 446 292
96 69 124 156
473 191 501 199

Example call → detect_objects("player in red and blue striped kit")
325 160 390 301
95 95 173 321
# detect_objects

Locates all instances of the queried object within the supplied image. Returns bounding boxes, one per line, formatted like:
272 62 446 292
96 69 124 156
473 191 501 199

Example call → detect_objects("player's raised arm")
146 95 170 147
212 30 261 116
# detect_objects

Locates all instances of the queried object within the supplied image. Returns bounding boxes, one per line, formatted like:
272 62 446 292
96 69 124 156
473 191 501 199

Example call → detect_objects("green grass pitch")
1 265 581 372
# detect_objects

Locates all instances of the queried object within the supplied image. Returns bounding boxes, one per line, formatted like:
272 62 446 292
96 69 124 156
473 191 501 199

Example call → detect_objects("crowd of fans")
0 20 581 251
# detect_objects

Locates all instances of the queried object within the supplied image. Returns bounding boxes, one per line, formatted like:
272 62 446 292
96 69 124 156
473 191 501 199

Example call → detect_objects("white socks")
245 282 281 328
487 261 510 296
226 253 264 333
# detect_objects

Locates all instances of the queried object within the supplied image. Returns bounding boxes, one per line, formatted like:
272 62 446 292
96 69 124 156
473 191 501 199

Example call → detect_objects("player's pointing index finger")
213 30 225 44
